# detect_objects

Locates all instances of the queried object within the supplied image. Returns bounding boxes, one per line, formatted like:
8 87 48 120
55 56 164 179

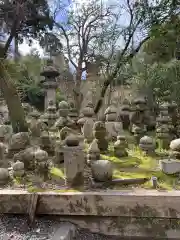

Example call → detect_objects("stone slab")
51 223 76 240
37 190 180 218
58 216 180 239
0 189 31 213
1 189 180 218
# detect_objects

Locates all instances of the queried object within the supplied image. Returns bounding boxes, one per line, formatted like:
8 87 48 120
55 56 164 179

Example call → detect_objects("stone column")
40 60 59 110
63 145 85 187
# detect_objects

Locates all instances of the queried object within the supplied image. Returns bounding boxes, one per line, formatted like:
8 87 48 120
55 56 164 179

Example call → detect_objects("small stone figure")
114 135 128 158
55 101 75 130
29 110 41 138
87 139 100 164
170 138 180 159
12 161 25 177
132 124 146 144
139 136 155 155
82 118 94 143
105 104 122 141
34 149 49 180
77 102 95 130
8 132 30 158
93 121 108 152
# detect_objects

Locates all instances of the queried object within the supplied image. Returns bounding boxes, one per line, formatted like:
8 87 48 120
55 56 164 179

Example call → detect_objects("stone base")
160 159 180 174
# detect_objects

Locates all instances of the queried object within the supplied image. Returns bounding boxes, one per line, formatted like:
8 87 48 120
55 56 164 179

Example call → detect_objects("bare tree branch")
94 35 150 114
54 21 78 70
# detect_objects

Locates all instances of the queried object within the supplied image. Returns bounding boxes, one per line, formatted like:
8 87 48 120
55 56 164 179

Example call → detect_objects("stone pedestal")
160 159 180 174
63 146 85 187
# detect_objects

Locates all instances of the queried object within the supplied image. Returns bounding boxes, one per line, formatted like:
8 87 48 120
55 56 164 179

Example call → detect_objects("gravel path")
0 215 120 240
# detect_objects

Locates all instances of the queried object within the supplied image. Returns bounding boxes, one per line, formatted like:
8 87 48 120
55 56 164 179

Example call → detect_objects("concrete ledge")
1 189 180 218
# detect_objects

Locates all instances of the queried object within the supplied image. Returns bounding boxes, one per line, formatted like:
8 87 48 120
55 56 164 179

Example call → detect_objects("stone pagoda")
40 59 59 109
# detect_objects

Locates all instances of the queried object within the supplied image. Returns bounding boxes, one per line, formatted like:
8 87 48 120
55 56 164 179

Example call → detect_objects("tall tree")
0 0 53 132
93 0 180 113
53 0 122 109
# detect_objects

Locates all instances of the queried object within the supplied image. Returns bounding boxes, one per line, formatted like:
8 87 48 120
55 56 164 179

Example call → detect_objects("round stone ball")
91 160 113 182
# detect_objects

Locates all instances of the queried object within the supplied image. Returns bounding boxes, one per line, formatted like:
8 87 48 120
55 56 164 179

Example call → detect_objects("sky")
18 0 71 56
18 0 110 56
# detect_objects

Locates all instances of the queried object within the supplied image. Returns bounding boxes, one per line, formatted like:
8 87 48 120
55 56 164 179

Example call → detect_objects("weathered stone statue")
104 104 122 141
77 102 95 130
93 121 108 152
12 161 25 177
82 118 94 143
132 124 146 144
114 135 128 158
139 136 155 155
55 101 75 130
87 139 100 164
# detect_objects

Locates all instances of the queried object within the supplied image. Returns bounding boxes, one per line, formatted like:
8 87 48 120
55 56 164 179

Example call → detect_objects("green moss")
27 186 80 193
99 140 178 190
49 167 65 179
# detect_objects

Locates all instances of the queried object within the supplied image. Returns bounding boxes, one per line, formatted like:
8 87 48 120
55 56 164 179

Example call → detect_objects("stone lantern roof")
40 65 59 78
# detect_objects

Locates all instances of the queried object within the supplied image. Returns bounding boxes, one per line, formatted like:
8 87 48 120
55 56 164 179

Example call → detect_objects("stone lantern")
139 136 155 155
119 99 131 130
156 103 173 134
40 60 59 109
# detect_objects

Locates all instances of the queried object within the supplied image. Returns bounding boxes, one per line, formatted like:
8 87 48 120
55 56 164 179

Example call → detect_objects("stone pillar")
63 145 85 187
40 60 59 110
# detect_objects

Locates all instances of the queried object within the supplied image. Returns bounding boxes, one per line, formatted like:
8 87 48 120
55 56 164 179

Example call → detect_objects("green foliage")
144 15 180 63
131 58 180 105
0 0 53 45
5 54 66 110
4 54 45 109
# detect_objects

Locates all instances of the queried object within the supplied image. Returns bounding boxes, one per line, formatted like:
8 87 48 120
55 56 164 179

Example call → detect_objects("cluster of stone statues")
0 87 180 190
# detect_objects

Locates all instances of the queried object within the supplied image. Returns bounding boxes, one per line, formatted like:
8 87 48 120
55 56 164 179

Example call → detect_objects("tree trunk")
14 34 19 61
0 60 28 133
73 65 83 112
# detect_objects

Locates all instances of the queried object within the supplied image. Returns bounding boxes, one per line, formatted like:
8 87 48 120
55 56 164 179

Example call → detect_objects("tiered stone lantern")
68 102 78 123
119 98 131 130
55 100 74 130
77 102 95 130
156 103 173 132
42 100 58 128
130 97 148 134
156 103 172 149
40 59 59 110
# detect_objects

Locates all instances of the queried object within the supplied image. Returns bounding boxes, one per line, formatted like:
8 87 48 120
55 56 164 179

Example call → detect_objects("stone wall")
1 190 180 239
